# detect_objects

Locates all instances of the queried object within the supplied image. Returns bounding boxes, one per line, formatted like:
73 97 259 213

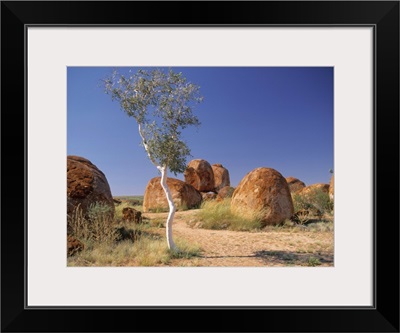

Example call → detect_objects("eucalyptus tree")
103 68 203 251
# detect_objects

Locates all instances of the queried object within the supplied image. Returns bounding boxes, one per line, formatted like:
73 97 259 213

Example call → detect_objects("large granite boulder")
212 163 230 192
231 167 294 226
143 177 202 212
67 155 114 219
184 159 215 192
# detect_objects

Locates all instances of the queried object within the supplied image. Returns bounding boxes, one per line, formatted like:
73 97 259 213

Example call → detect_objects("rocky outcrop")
67 155 114 219
329 175 334 202
298 183 330 197
231 167 294 226
184 159 215 192
285 177 306 193
143 177 202 212
122 207 142 224
212 164 230 192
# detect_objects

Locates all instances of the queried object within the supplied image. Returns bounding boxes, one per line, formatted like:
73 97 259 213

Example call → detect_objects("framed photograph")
2 1 399 332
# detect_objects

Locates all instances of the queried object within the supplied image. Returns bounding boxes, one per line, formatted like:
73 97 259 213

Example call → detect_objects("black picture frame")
1 1 399 332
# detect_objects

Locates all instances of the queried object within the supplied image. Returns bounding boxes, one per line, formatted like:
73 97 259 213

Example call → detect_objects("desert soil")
144 210 334 267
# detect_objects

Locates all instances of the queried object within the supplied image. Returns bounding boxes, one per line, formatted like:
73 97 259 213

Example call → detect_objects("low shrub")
68 202 117 243
292 188 333 217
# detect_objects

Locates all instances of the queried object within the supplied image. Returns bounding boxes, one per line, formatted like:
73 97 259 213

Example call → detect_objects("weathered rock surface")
217 186 235 200
298 183 330 197
67 155 114 219
285 176 306 193
122 207 142 223
231 167 294 226
143 177 202 212
184 159 215 192
212 163 230 192
329 175 334 202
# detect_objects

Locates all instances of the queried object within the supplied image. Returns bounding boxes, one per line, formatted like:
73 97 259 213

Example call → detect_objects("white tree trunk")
158 166 178 251
137 123 178 251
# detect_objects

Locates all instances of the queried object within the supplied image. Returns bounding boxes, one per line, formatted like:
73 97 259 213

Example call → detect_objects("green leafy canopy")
103 68 203 175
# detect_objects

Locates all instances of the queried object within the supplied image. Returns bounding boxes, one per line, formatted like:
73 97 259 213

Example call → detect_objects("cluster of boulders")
142 158 334 226
143 159 234 212
231 170 333 226
142 158 334 225
67 155 335 246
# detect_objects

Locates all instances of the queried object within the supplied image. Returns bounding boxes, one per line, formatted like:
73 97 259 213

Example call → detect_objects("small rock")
67 236 84 256
122 207 142 223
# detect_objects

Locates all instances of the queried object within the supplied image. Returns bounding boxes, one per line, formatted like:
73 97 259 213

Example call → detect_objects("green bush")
292 189 333 216
311 189 333 214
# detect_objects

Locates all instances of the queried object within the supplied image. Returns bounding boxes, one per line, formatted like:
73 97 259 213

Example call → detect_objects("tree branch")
138 123 160 169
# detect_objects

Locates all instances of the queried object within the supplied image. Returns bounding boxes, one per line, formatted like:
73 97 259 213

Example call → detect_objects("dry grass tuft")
193 198 262 231
67 202 202 266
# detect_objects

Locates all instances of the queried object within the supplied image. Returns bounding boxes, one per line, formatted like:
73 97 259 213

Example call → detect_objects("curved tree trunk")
138 124 178 251
159 166 178 251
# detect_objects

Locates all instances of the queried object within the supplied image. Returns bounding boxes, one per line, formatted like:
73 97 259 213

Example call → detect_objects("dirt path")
144 210 334 267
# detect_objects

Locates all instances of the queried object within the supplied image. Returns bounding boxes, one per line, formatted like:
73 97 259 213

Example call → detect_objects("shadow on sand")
200 251 333 266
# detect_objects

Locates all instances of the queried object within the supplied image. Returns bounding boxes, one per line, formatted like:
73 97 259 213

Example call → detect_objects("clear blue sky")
67 67 333 196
